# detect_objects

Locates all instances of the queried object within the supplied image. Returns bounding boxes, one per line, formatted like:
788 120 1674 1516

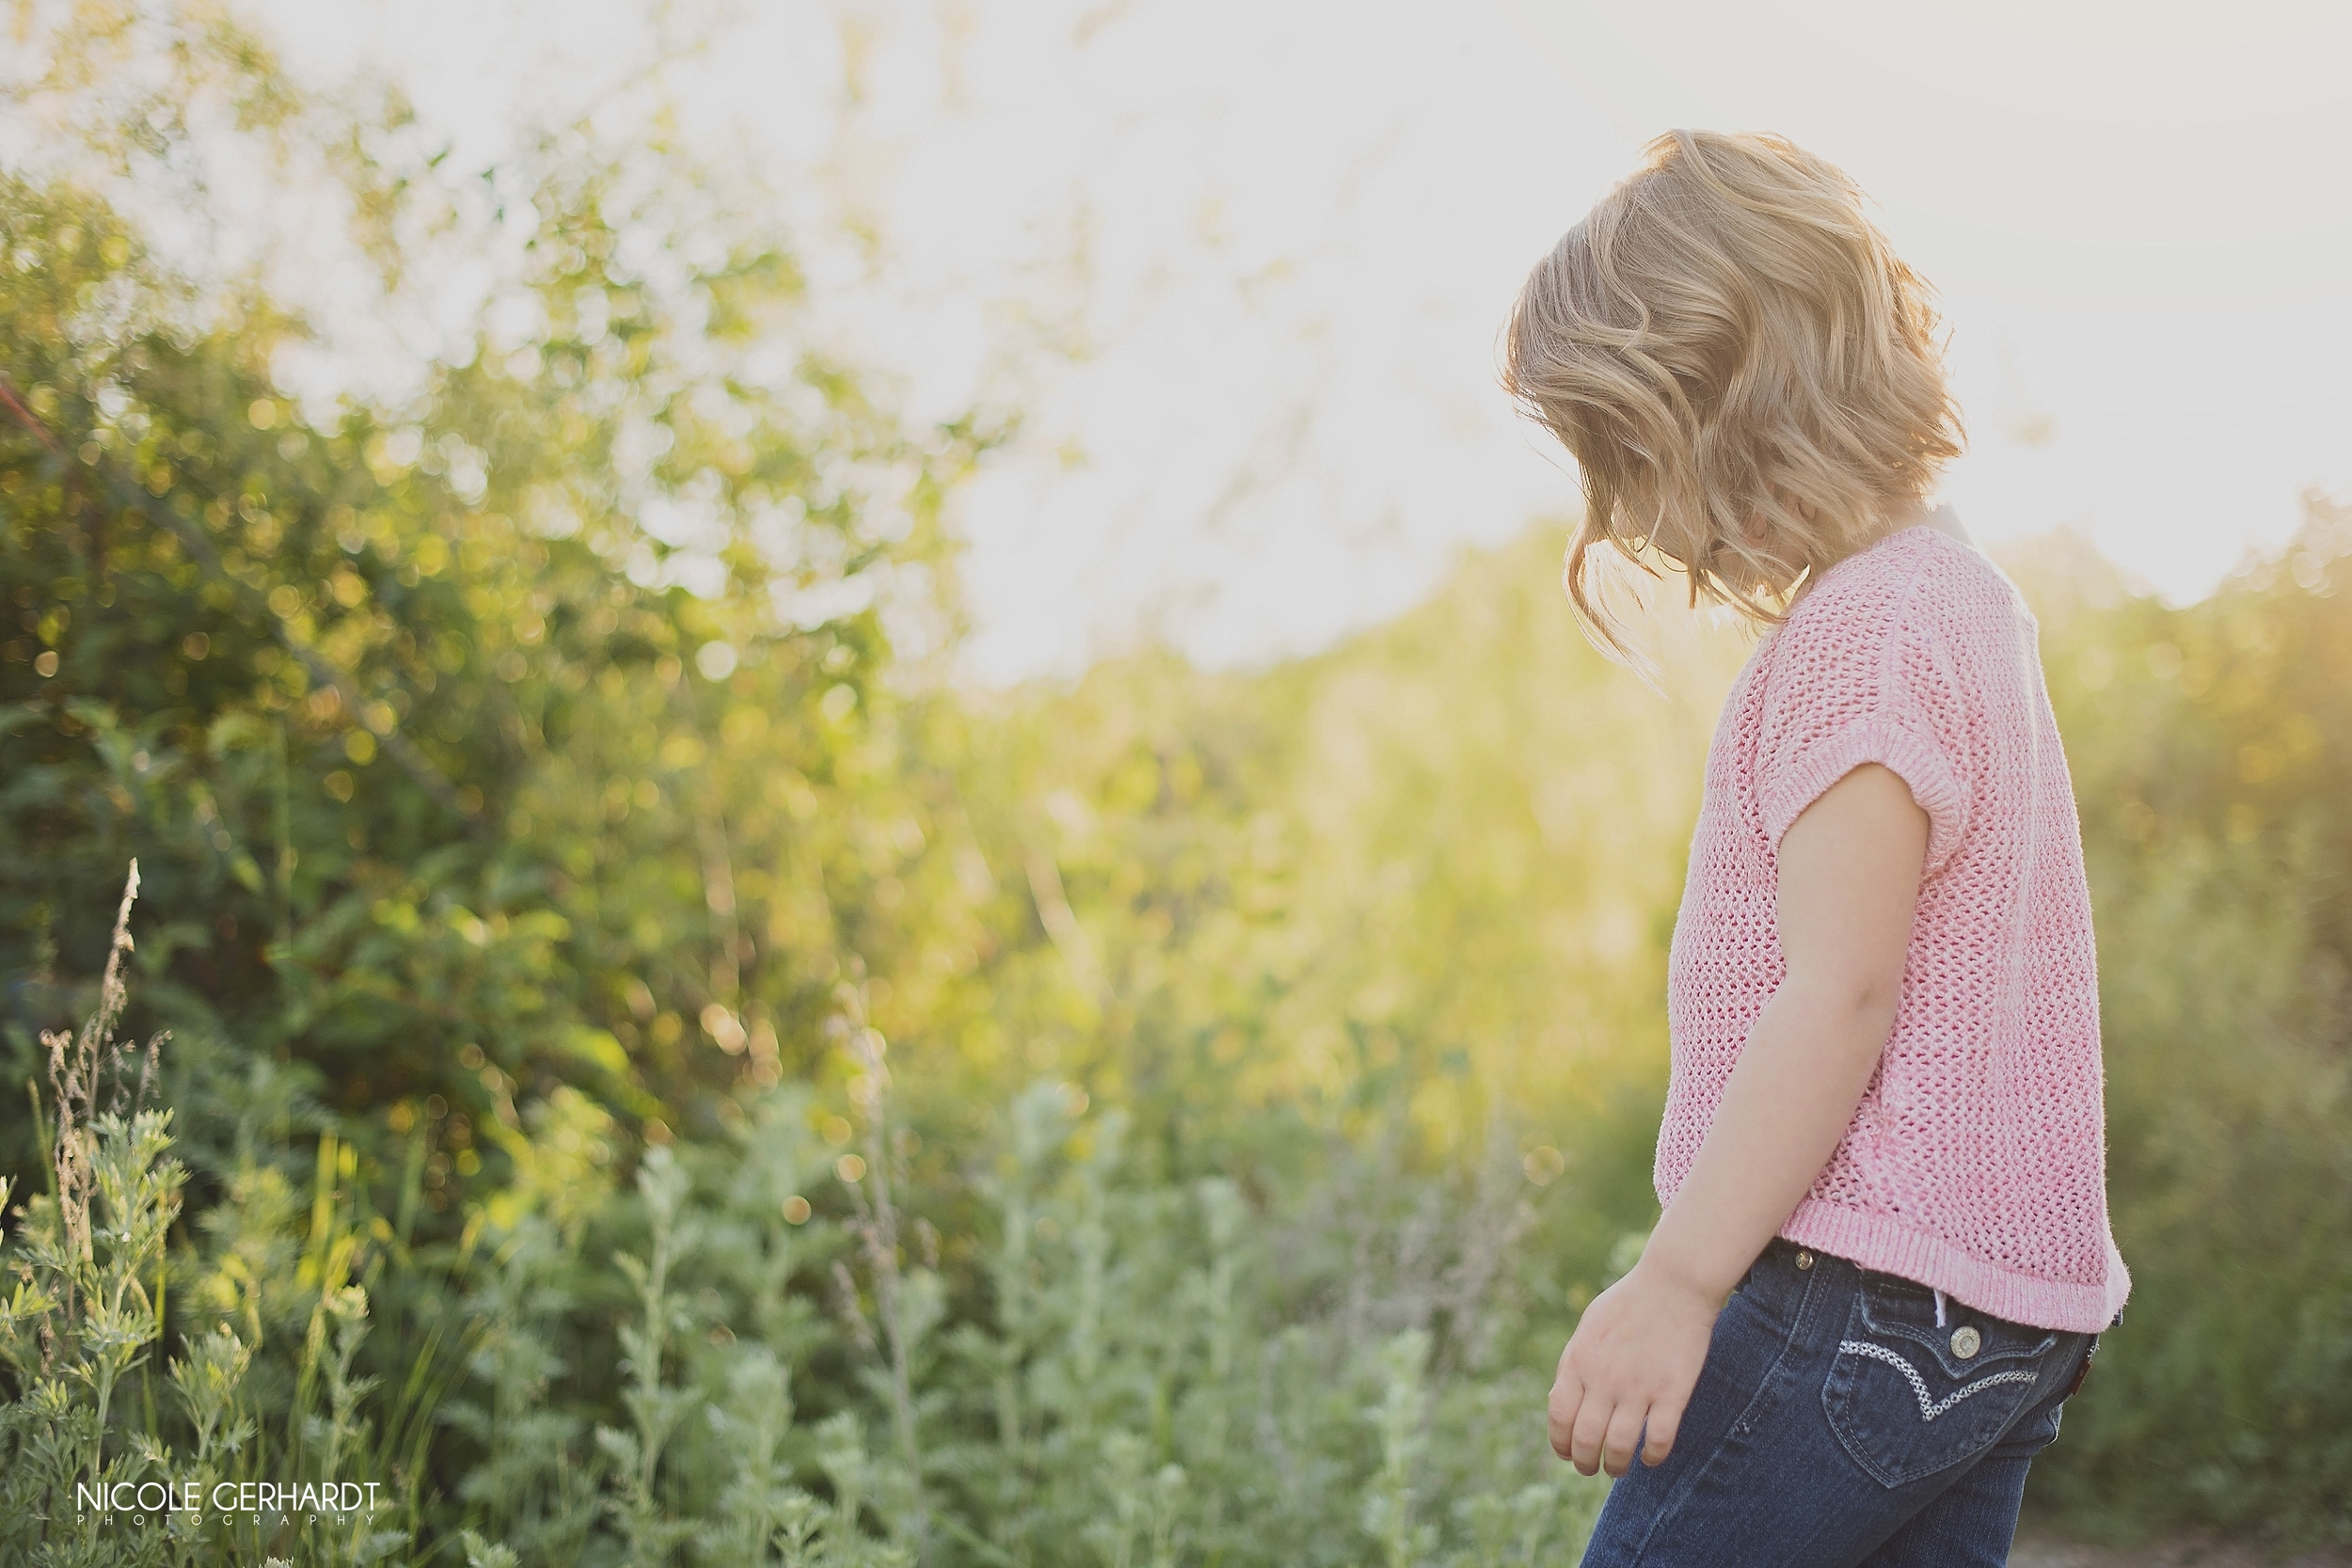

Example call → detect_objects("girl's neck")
1786 494 1952 609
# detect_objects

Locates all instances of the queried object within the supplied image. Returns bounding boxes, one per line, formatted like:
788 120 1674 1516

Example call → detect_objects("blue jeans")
1581 1237 2101 1567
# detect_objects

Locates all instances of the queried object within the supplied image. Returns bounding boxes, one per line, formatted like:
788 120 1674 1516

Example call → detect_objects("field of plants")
2 8 2348 1565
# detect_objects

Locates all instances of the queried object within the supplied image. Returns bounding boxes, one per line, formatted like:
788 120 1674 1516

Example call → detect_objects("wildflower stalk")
1361 1330 1435 1568
843 1013 931 1557
43 861 143 1303
600 1146 699 1566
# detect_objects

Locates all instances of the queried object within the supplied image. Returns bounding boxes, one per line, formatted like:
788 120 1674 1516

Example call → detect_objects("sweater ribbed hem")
1760 715 1968 876
1778 1198 2130 1334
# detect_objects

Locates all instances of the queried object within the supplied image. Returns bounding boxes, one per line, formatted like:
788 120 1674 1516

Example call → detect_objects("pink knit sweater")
1659 519 2130 1334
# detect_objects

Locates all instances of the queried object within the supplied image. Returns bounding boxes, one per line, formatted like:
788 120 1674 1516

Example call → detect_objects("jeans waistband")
1755 1235 2124 1330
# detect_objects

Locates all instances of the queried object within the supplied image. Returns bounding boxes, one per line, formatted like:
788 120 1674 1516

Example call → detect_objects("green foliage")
1998 505 2352 1539
0 5 2347 1562
6 866 1611 1566
0 866 424 1564
0 5 993 1220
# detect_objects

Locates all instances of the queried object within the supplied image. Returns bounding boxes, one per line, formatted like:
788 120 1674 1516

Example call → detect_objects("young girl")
1502 131 2129 1566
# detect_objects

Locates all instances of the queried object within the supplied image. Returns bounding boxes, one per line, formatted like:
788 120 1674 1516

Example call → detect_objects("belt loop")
1932 1288 1947 1328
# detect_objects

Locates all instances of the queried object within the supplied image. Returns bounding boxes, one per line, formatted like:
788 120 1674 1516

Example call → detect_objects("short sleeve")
1755 578 1972 877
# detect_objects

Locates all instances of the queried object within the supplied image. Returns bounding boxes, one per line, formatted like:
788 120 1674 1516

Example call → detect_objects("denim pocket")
1820 1275 2058 1488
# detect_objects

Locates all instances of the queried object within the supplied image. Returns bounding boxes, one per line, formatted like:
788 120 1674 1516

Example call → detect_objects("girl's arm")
1548 760 1929 1478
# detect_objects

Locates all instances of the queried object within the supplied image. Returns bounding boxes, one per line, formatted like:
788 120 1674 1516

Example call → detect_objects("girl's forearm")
1635 973 1899 1303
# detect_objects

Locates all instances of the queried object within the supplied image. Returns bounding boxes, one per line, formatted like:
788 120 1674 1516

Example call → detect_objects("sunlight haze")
246 0 2352 680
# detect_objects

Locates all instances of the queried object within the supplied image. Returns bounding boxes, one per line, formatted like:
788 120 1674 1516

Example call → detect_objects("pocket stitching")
1855 1288 2058 1373
1835 1339 2040 1421
1821 1290 2053 1489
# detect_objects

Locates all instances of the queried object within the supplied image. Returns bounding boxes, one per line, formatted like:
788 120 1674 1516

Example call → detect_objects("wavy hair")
1502 130 1964 660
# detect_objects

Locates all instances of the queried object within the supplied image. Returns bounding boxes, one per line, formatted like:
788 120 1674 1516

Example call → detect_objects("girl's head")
1503 130 1963 657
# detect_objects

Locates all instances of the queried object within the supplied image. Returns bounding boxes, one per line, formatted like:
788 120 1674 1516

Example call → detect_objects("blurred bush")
0 3 993 1194
2001 508 2352 1537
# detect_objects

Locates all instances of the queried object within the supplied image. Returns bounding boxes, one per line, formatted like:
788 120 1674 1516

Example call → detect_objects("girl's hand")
1548 1260 1722 1477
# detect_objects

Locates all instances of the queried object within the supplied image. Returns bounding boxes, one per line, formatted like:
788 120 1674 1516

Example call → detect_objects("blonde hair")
1502 130 1963 659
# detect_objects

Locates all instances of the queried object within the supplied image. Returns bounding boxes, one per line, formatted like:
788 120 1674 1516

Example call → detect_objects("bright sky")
246 0 2352 681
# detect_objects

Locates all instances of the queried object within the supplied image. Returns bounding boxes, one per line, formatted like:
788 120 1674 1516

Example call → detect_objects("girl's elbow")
1849 973 1904 1018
